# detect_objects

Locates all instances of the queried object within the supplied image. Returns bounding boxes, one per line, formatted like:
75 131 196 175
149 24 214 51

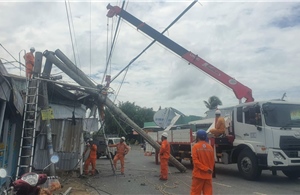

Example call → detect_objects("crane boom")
106 4 254 102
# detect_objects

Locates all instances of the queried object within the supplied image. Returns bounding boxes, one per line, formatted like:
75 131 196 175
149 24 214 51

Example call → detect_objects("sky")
1 0 300 117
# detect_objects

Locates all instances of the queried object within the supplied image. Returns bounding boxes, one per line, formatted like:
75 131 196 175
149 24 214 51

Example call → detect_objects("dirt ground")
53 170 98 195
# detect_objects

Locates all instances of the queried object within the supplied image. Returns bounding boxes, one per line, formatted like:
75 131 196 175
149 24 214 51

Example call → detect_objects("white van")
106 137 121 159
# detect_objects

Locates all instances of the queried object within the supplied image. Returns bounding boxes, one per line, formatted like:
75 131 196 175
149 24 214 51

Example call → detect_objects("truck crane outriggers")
106 4 300 181
106 4 254 103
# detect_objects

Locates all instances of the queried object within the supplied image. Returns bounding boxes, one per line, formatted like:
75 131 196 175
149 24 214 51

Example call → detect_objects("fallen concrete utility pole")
97 89 187 172
54 49 96 88
44 50 187 172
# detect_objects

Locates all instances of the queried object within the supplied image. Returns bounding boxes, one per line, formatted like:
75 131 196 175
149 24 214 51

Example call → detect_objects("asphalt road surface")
85 145 300 195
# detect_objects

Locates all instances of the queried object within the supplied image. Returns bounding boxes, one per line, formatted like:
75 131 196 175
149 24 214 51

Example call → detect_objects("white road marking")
253 192 267 195
213 182 232 188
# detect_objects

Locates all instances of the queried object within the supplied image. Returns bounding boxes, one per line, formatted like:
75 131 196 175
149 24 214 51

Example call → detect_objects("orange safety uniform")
159 139 170 180
190 140 215 195
209 116 226 137
110 142 130 174
24 52 35 78
84 144 97 175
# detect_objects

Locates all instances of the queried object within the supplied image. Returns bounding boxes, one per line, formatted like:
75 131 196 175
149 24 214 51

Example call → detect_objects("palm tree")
204 96 222 110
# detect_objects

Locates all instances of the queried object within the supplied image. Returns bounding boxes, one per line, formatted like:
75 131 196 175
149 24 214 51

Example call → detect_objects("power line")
68 0 81 68
111 0 198 83
102 0 126 84
0 43 25 67
110 0 198 91
0 58 25 71
65 0 77 66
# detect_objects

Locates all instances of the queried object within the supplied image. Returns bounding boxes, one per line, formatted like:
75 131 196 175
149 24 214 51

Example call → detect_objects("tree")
104 101 155 136
204 96 222 110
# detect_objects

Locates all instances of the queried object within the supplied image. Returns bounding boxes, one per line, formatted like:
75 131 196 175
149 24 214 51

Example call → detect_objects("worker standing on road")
83 138 97 175
24 47 35 78
109 136 130 175
209 110 226 137
191 130 215 195
159 132 170 180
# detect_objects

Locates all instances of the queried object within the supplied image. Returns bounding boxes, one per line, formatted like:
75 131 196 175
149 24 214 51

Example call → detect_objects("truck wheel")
97 153 101 159
237 148 262 180
282 170 300 180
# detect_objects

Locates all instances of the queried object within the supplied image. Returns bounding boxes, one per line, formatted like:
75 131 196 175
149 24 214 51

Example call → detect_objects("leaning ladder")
16 78 40 178
104 133 116 175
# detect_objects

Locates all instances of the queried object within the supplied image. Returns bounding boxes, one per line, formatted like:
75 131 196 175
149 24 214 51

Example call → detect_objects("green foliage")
104 101 155 136
204 96 222 110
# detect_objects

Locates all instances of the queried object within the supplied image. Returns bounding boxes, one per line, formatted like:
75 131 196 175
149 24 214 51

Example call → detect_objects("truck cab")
215 101 300 180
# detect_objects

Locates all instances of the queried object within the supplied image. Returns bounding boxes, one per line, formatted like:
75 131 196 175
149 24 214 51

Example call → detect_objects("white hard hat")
89 138 93 142
30 47 35 51
161 132 168 138
215 110 221 115
121 136 125 141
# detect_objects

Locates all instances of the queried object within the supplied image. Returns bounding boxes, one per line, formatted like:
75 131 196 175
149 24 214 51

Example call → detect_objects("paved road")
86 145 299 195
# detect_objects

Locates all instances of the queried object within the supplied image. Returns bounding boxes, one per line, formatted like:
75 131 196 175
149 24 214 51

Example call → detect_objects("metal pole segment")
44 49 187 172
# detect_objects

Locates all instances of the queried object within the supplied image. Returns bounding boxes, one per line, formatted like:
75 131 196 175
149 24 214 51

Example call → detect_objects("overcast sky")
1 0 300 117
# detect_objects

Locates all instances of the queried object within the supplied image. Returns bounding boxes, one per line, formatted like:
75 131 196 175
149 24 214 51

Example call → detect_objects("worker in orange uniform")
83 138 97 175
190 130 215 195
109 136 130 175
209 110 226 137
159 132 170 180
24 47 35 78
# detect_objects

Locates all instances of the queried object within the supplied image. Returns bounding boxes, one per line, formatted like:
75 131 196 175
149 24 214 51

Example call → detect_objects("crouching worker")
209 110 226 137
109 136 130 175
190 130 215 195
84 138 97 175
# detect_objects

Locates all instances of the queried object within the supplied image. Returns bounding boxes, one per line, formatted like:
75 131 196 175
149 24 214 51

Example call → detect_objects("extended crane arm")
106 4 254 102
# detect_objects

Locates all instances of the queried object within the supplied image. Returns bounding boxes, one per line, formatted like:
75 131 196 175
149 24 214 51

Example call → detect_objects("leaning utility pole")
44 50 187 173
40 52 56 176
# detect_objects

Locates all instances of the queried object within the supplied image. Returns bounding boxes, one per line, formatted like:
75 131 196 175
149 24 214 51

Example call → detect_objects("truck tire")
237 148 262 180
282 170 300 180
97 153 101 159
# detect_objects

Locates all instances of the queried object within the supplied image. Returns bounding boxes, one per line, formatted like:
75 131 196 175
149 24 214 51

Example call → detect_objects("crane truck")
106 4 300 180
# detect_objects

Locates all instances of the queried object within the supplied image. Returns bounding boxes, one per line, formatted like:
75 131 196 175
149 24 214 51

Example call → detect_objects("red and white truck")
146 127 194 164
107 4 300 180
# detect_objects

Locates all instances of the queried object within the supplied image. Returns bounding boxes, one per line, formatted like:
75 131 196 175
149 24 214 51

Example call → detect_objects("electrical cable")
106 107 128 136
68 0 81 68
102 0 126 84
65 0 77 66
0 58 25 71
110 0 198 84
109 0 198 104
0 44 26 67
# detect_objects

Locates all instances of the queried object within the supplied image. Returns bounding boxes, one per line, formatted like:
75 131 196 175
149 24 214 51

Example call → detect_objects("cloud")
1 1 300 117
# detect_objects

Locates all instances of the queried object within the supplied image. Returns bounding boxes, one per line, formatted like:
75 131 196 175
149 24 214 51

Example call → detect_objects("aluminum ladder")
16 77 40 178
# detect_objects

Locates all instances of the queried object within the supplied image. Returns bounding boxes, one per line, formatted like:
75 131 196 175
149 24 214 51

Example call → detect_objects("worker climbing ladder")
16 77 40 178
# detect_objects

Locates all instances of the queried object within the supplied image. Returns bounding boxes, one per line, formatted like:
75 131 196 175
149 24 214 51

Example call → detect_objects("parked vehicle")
147 126 194 164
0 155 61 195
207 102 300 180
106 4 300 180
94 136 121 159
